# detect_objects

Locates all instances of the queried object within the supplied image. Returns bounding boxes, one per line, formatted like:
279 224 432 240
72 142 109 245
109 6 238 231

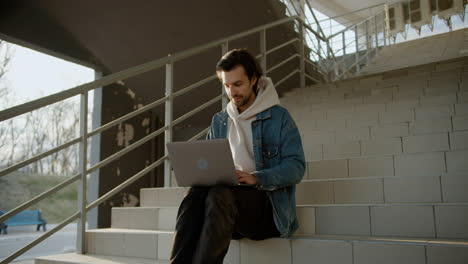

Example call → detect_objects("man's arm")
252 110 305 191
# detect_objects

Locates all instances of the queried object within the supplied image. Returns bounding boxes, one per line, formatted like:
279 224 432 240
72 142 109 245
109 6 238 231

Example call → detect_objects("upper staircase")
36 38 468 263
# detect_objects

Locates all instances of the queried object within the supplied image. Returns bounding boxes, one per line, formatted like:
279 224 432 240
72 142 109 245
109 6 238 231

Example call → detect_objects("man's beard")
231 93 252 108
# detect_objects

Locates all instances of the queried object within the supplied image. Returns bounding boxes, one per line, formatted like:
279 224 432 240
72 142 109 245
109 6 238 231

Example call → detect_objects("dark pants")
169 185 280 264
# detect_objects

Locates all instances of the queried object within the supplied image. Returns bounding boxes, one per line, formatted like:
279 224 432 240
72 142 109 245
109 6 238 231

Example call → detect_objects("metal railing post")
317 39 322 66
342 31 347 79
375 15 379 56
164 57 173 187
221 42 229 109
260 29 267 73
76 91 88 254
355 25 360 76
299 19 306 88
366 20 370 65
384 6 390 46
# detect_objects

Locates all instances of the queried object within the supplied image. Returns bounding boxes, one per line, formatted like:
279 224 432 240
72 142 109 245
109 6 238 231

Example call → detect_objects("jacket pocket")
263 144 279 159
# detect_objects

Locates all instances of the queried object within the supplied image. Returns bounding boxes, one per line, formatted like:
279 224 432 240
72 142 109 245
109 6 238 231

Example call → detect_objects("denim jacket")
206 105 305 237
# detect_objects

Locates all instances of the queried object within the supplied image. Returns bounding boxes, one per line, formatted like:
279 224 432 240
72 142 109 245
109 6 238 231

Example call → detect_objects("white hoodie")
226 76 281 173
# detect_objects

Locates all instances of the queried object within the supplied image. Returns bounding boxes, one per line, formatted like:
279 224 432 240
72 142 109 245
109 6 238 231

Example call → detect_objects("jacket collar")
218 106 273 122
256 107 272 121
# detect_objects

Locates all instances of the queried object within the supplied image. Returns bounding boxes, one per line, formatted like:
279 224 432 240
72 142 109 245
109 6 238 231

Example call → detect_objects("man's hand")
236 170 258 185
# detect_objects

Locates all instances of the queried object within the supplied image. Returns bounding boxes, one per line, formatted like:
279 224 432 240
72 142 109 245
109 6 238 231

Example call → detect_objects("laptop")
166 139 239 187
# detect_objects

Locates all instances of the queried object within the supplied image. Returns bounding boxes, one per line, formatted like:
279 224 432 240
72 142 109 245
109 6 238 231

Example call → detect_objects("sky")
1 43 95 110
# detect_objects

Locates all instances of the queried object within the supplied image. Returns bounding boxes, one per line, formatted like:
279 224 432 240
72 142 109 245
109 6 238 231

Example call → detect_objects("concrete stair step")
131 189 468 239
111 207 177 231
296 174 468 204
297 203 468 239
304 142 468 171
38 230 468 264
305 154 468 181
35 252 167 264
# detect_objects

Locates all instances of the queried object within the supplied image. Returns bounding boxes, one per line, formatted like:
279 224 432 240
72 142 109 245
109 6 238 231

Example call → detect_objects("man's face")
220 65 257 113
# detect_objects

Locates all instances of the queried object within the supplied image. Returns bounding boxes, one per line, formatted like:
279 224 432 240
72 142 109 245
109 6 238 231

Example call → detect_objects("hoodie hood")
225 76 280 173
227 76 280 120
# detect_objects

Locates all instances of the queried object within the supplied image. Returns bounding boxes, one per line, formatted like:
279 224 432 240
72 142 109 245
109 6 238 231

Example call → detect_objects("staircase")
35 45 468 263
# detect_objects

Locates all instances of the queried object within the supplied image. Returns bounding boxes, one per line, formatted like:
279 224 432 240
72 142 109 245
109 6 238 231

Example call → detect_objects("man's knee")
205 185 235 215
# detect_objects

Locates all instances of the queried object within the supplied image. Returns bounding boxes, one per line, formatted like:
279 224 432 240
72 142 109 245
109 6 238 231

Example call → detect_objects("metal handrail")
1 14 321 264
0 138 81 178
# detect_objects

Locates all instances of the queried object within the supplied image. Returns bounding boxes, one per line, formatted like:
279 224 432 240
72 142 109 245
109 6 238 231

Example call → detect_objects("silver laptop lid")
166 139 237 186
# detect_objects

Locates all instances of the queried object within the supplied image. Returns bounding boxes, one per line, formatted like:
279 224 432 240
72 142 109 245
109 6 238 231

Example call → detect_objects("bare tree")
0 40 86 176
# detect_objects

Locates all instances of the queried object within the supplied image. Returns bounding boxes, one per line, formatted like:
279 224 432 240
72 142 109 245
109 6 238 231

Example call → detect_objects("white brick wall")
449 131 468 150
323 142 360 159
420 94 457 106
426 246 468 264
395 152 446 176
308 159 348 179
346 112 379 128
241 239 291 264
386 99 419 111
454 103 468 115
355 103 386 113
370 205 435 237
296 181 333 204
441 174 468 202
458 91 468 103
409 116 452 135
415 105 454 119
349 156 394 178
335 127 370 142
435 205 468 239
403 133 449 153
316 119 346 131
383 176 442 203
353 243 425 264
361 138 402 156
295 207 316 234
334 179 384 204
379 110 415 124
452 116 468 131
315 206 370 236
292 240 352 264
446 150 468 173
371 123 409 139
304 144 323 161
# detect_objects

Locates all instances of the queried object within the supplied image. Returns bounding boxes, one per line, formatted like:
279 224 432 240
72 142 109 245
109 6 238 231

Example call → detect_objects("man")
169 48 305 264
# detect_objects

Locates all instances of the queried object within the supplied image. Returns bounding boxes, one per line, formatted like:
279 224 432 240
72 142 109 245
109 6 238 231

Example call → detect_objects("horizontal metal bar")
88 96 168 137
87 155 167 212
188 127 210 142
276 69 299 87
172 95 222 127
301 21 326 41
305 73 321 84
173 74 218 99
0 55 170 122
0 212 80 264
266 38 299 55
87 125 166 176
0 174 80 224
0 138 81 178
266 54 299 74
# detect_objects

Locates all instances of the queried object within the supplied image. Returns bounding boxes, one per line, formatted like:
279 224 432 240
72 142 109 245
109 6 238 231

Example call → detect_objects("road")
0 223 77 263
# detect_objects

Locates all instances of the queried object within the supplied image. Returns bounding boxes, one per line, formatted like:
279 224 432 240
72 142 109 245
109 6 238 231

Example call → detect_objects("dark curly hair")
216 48 263 95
